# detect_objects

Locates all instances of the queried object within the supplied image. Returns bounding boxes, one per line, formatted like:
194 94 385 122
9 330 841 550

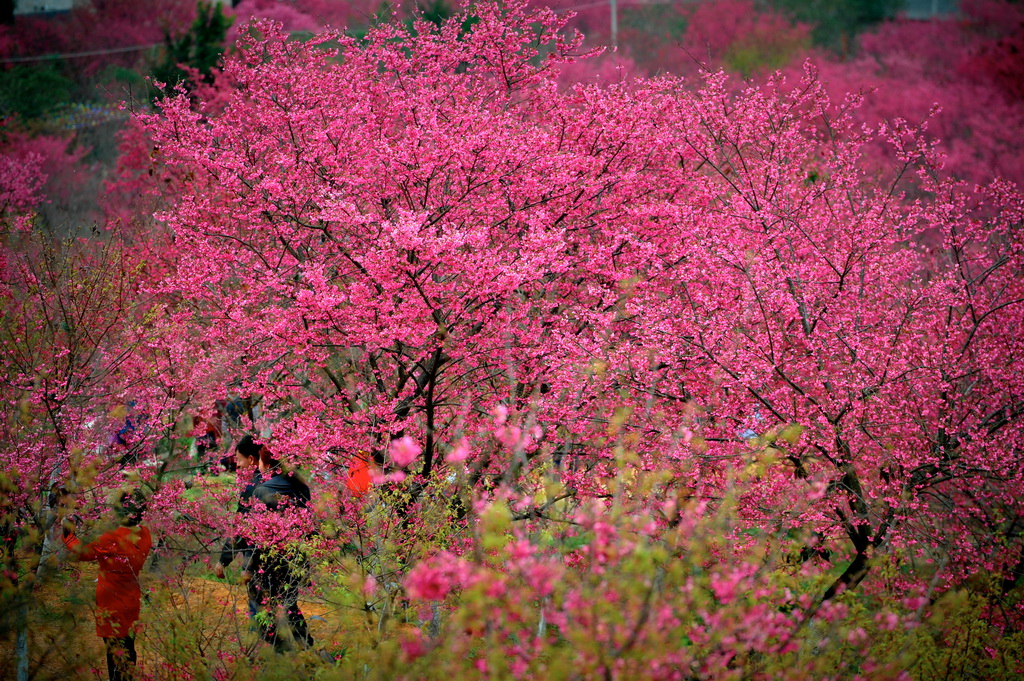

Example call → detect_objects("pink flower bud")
447 439 470 463
492 404 508 426
404 563 450 601
390 436 421 468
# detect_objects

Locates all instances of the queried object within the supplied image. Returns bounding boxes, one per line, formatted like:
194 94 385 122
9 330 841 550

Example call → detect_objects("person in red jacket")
345 452 373 499
65 491 153 681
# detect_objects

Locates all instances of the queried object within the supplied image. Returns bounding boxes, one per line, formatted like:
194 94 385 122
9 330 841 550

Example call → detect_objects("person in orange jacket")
65 491 153 681
345 452 373 499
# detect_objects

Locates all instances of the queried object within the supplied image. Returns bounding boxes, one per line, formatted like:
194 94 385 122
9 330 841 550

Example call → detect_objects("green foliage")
0 64 74 121
100 64 148 106
907 588 1024 680
769 0 903 54
417 0 454 28
9 445 1024 680
621 3 689 39
725 34 807 76
151 0 233 95
405 0 480 44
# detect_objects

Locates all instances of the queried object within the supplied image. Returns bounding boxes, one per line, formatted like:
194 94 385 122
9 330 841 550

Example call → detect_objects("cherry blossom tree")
143 3 628 495
0 134 218 678
2 2 1022 677
799 0 1024 189
139 0 1024 603
625 73 1024 598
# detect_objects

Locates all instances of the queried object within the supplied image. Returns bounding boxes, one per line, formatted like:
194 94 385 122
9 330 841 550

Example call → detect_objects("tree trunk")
15 599 28 681
821 550 871 602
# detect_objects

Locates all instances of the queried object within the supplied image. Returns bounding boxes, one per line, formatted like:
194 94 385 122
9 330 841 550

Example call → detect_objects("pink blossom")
492 404 508 426
446 440 470 463
524 562 562 598
404 563 451 601
370 470 407 484
390 436 421 468
399 628 426 661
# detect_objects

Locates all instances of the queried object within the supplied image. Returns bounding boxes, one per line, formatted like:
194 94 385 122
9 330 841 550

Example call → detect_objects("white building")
13 0 74 16
13 0 233 15
904 0 959 19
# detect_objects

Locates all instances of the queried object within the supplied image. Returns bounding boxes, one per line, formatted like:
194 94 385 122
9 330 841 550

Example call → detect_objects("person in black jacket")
214 435 314 651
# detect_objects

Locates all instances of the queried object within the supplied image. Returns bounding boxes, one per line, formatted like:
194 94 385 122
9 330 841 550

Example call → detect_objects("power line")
551 0 613 11
0 1 690 64
0 43 160 65
550 0 682 11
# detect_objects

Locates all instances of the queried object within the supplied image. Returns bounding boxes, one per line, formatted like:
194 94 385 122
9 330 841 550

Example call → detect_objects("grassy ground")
0 558 346 681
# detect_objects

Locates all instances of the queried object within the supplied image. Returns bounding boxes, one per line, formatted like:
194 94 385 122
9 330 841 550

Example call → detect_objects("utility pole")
610 0 618 49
